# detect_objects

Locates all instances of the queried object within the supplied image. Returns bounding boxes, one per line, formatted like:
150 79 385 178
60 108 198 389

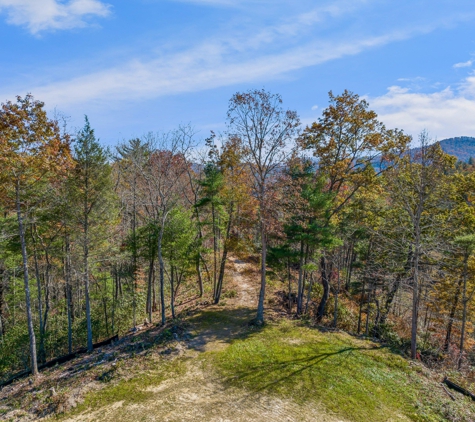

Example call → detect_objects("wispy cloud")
16 29 419 108
0 0 111 34
2 0 474 142
369 77 475 139
453 59 473 68
7 0 453 110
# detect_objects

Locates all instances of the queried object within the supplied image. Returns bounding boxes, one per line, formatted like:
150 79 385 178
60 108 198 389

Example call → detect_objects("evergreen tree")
70 117 115 352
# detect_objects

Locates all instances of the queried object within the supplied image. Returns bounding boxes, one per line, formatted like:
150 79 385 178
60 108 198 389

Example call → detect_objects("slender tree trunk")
15 183 38 376
444 278 462 352
333 255 341 328
458 254 469 370
346 249 356 291
304 272 315 314
212 203 217 299
316 255 330 322
41 251 52 361
32 241 45 363
32 238 44 353
411 235 421 360
196 255 203 298
147 256 154 324
111 267 116 335
65 235 73 354
256 207 267 324
297 240 304 315
158 224 166 325
132 176 138 329
365 282 372 336
0 265 4 338
170 266 176 319
103 297 109 337
84 196 93 353
287 258 292 314
152 262 157 312
215 203 234 304
357 277 366 335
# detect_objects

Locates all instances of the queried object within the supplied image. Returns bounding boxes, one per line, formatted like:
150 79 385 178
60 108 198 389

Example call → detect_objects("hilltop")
437 136 475 162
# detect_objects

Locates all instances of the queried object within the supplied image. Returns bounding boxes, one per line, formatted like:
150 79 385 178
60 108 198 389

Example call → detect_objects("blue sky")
1 0 475 145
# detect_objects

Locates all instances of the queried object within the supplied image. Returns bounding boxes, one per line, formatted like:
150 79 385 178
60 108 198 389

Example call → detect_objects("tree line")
1 89 474 380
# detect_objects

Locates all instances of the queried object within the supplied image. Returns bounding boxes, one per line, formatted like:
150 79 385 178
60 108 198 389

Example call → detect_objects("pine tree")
70 117 115 352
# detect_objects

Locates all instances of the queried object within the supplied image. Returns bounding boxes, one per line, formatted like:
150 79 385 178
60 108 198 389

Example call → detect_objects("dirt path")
184 257 258 352
61 257 344 422
229 258 258 308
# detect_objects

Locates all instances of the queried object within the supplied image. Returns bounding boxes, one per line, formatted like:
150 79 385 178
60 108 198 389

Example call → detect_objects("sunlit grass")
213 320 473 422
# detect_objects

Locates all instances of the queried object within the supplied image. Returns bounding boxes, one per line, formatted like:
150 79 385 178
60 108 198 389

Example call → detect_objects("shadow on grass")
184 307 261 352
226 344 387 394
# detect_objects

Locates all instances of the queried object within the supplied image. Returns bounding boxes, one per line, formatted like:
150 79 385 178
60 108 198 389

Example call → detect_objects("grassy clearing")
213 320 475 422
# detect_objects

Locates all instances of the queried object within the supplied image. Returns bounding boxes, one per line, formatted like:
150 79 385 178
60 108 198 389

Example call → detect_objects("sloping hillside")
438 136 475 162
1 257 474 421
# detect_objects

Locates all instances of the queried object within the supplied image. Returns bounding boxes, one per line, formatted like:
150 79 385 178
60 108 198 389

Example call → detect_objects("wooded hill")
1 90 475 421
438 136 475 163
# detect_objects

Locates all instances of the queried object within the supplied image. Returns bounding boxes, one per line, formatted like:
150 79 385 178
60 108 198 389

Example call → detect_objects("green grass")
213 320 474 422
53 310 474 422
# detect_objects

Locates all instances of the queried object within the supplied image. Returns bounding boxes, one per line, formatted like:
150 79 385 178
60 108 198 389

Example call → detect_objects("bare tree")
140 126 194 325
227 89 300 324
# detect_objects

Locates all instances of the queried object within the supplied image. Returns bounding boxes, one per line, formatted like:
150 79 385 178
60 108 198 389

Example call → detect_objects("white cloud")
311 105 319 110
397 77 426 82
14 30 416 109
2 0 474 141
0 0 111 34
453 59 473 68
368 77 475 139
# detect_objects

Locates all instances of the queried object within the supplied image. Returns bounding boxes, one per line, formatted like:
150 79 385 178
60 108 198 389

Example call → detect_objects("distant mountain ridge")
438 136 475 162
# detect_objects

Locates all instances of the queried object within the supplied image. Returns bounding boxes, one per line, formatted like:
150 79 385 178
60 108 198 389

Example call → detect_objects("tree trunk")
256 212 267 324
444 278 462 352
84 197 93 353
196 255 203 298
372 275 401 338
158 224 166 325
41 251 52 362
333 256 341 328
65 235 73 354
32 242 45 363
212 203 217 300
15 183 38 376
0 265 4 338
297 240 304 315
147 256 154 324
458 254 469 370
357 277 366 335
170 266 176 319
411 234 421 360
287 258 292 314
130 174 138 328
365 282 372 336
316 255 330 322
304 272 315 314
215 203 234 304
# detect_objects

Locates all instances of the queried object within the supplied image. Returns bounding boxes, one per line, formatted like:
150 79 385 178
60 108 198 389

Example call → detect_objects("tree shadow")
226 344 387 394
184 307 261 351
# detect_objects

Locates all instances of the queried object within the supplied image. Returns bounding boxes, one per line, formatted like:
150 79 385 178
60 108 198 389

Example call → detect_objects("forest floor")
1 257 475 421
